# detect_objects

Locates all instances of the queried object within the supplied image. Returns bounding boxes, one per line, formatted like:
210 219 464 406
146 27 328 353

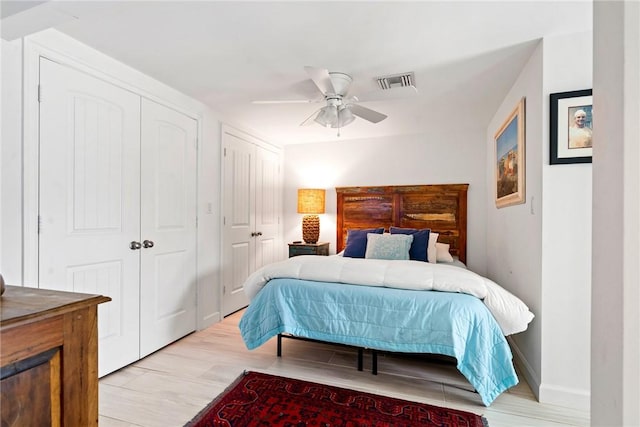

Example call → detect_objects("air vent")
375 72 415 90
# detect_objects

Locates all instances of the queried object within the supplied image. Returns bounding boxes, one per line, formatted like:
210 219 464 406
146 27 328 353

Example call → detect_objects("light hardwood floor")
99 310 589 427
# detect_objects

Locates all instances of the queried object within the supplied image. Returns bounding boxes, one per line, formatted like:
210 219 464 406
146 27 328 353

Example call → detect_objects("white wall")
591 1 640 425
283 129 488 274
540 31 592 410
1 38 24 283
0 29 223 328
197 112 223 327
486 41 544 401
486 32 593 411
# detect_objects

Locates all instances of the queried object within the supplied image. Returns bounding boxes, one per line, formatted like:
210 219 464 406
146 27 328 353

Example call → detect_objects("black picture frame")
550 89 593 165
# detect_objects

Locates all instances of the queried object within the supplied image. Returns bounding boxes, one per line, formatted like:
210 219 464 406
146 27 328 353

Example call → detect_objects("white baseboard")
508 336 541 400
538 383 590 411
198 311 221 330
508 337 590 411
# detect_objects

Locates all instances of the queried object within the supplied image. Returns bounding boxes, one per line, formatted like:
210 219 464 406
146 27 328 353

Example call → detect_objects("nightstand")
288 242 330 258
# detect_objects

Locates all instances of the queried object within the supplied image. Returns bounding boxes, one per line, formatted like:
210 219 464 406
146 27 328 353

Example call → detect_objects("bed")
239 184 534 406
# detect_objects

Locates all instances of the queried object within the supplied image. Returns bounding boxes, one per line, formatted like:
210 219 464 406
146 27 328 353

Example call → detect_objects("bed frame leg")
357 348 363 371
372 350 378 375
277 334 282 357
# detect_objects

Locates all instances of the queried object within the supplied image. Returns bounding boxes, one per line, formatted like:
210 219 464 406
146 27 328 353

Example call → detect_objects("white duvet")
244 255 534 336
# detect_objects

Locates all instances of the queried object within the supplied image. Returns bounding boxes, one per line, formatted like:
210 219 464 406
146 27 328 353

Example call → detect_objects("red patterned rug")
185 371 488 427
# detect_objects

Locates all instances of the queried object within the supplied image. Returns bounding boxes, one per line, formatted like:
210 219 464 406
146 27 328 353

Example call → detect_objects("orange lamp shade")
297 189 325 214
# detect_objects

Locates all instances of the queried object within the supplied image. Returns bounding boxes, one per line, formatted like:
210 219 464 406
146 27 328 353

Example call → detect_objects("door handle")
143 240 154 248
256 231 263 236
130 241 142 250
251 232 263 237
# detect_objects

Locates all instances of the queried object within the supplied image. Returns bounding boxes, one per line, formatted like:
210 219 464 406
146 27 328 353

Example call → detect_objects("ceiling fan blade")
252 99 316 104
304 66 336 95
349 104 387 123
353 85 418 102
300 108 322 126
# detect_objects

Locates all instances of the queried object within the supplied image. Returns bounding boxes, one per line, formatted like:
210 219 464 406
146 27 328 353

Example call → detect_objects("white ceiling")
3 1 593 145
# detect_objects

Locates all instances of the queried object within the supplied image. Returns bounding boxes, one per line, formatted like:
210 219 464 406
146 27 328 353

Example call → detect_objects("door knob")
256 231 263 236
251 232 257 237
130 241 142 250
143 240 154 248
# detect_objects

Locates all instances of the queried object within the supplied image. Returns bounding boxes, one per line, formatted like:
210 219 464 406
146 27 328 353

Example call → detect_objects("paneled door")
38 58 141 375
221 131 255 315
221 127 281 316
139 98 197 357
254 146 280 270
39 59 198 374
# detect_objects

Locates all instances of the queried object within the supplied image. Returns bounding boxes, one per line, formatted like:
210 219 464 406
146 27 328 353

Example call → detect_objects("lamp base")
302 214 320 244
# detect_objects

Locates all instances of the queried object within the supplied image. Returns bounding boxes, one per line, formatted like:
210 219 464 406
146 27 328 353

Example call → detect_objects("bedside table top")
288 242 329 247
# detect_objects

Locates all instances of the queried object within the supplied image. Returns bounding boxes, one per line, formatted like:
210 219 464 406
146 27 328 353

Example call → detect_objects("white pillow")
427 232 439 264
436 242 454 262
365 233 413 260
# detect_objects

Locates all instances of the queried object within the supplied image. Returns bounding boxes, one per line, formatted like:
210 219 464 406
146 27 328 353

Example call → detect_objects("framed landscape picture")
495 97 526 208
550 89 593 164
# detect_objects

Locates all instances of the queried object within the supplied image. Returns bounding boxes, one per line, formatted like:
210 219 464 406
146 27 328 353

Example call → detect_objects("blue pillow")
343 227 385 258
389 226 431 262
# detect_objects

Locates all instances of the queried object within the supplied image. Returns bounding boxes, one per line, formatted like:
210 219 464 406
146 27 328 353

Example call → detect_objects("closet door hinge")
37 215 42 234
37 85 43 103
223 147 227 157
223 216 226 225
223 285 226 295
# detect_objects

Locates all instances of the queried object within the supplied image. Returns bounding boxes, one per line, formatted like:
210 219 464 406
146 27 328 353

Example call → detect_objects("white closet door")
254 146 280 270
139 99 197 357
221 132 255 316
38 58 141 376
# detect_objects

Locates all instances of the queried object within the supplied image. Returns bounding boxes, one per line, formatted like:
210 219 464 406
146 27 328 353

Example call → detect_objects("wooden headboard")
336 184 469 264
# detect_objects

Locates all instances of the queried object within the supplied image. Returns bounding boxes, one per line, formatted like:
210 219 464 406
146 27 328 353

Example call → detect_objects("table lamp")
297 188 325 244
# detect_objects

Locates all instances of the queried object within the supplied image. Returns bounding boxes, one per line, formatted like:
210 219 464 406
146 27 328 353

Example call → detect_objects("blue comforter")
239 278 518 406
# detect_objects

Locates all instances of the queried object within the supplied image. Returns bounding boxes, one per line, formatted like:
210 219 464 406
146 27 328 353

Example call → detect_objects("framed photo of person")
495 97 525 209
550 89 593 164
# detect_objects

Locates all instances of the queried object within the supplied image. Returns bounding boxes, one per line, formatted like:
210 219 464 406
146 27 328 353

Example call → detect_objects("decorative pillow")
427 232 439 264
364 233 413 260
389 226 430 262
343 227 385 258
436 242 454 262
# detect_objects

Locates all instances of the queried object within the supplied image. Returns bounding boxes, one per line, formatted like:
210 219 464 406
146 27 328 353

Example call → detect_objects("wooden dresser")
1 285 111 426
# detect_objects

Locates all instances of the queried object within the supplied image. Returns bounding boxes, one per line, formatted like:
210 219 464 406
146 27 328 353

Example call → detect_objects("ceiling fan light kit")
314 98 339 127
336 106 355 127
314 101 356 129
314 106 337 127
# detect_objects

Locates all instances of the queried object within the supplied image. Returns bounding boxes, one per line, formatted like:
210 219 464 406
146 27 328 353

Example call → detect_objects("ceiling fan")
254 66 410 133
